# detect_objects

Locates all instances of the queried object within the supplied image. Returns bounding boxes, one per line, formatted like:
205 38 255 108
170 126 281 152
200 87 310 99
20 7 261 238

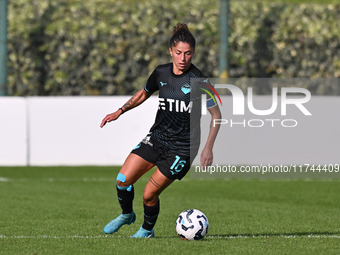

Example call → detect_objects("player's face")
169 42 195 75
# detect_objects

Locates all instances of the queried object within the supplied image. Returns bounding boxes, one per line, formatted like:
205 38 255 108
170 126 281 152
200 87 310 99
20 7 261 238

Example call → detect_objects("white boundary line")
0 234 339 239
0 177 339 183
0 177 114 182
207 234 340 239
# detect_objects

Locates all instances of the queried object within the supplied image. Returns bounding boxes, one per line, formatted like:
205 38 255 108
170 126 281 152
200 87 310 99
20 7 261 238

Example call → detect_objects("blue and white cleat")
131 226 155 238
103 211 136 234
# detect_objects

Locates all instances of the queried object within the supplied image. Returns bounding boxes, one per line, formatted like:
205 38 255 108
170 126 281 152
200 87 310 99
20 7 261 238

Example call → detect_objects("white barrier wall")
0 97 27 165
27 96 158 166
0 96 158 166
0 96 339 166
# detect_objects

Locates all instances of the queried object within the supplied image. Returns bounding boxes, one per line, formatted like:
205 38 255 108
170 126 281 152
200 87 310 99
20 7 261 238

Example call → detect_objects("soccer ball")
176 209 209 240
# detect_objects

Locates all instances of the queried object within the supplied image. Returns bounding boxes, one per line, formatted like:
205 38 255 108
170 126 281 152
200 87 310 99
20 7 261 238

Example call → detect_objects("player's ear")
169 47 173 57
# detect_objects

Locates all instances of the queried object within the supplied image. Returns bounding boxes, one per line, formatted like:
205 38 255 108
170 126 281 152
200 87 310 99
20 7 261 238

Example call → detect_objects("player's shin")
142 199 160 231
116 185 134 214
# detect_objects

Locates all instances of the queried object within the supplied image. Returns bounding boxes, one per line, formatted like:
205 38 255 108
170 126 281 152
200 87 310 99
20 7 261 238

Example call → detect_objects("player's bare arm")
100 89 151 128
200 105 221 167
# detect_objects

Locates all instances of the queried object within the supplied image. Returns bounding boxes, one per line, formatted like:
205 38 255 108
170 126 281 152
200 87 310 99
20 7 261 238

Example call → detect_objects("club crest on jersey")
181 84 191 95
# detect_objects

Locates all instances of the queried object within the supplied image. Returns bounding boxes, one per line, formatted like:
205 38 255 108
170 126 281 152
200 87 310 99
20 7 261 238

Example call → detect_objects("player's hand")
200 147 213 167
100 111 121 128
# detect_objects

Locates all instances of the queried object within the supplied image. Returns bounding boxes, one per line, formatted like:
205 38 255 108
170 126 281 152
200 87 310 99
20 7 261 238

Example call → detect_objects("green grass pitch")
0 166 339 255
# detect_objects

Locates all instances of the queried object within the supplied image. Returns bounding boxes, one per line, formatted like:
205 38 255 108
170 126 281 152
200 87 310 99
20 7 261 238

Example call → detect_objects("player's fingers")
100 116 110 128
201 155 206 164
201 158 208 167
203 158 212 167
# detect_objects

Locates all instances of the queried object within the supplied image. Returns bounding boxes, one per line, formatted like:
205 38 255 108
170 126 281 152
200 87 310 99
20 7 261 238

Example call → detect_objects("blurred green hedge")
7 0 340 96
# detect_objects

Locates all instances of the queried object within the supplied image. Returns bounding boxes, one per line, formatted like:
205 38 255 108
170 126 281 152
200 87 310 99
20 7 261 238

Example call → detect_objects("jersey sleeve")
206 97 217 108
144 68 159 94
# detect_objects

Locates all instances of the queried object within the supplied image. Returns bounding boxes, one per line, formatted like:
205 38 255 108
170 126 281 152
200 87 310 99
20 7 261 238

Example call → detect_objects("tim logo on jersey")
158 79 222 113
159 98 192 113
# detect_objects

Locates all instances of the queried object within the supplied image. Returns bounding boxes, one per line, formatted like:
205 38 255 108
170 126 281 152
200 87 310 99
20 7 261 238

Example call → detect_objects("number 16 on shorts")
170 155 187 175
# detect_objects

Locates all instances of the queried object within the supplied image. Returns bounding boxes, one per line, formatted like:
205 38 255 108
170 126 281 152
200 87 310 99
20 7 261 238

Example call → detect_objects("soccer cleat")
103 211 136 234
131 226 155 238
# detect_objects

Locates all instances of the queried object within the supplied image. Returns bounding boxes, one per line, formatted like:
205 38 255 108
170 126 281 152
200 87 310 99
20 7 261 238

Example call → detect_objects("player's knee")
116 173 133 192
143 190 158 206
116 179 124 187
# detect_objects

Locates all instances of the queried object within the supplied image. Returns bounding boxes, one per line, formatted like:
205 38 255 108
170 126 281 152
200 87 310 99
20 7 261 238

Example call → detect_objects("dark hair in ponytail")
169 23 196 50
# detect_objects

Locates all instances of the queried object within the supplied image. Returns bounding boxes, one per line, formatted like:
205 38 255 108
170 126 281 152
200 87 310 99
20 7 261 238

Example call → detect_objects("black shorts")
131 134 196 180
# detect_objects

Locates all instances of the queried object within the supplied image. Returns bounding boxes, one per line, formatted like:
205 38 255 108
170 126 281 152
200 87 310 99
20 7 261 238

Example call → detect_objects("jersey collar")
170 63 194 78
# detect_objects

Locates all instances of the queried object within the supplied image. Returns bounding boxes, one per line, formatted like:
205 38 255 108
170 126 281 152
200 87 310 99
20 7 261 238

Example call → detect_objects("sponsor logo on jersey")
160 81 167 86
159 98 192 113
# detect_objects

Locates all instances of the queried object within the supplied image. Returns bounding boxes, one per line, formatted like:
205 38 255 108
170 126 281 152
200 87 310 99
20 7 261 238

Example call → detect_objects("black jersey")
144 63 215 155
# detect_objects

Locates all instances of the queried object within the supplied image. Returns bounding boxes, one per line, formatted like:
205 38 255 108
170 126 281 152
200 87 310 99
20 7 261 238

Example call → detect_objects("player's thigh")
118 153 155 186
143 168 174 204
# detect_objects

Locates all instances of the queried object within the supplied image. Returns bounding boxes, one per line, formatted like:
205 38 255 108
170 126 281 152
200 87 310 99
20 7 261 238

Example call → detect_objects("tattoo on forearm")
149 177 160 188
123 98 134 110
122 93 138 111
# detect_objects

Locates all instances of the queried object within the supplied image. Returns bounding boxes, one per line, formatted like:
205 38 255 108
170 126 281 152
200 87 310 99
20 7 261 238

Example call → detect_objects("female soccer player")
100 23 221 238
